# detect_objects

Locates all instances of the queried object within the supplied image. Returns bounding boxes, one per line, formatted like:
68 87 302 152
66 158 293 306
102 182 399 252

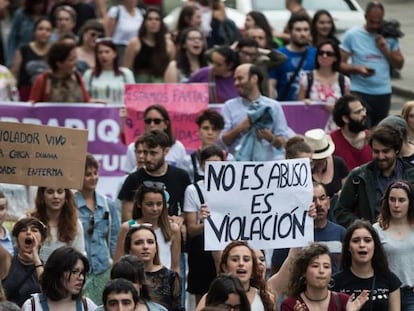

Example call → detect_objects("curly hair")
31 187 78 243
332 94 363 127
378 180 414 229
340 219 390 275
368 124 403 153
219 241 274 311
286 243 330 297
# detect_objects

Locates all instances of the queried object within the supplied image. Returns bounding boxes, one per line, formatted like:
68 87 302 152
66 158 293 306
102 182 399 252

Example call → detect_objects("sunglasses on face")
144 118 164 125
317 50 335 57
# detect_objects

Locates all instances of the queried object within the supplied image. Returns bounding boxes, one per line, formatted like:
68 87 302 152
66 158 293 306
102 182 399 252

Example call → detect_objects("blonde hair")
401 101 414 122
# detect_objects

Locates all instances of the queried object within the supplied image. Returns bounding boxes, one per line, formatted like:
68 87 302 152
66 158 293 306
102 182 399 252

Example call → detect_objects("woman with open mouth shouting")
0 217 47 306
196 240 275 311
21 246 97 310
332 220 401 311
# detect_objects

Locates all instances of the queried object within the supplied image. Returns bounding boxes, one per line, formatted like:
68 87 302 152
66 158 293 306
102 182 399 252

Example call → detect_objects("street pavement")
357 0 414 112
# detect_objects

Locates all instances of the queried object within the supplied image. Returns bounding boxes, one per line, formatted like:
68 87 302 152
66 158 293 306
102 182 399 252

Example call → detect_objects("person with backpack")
298 39 350 131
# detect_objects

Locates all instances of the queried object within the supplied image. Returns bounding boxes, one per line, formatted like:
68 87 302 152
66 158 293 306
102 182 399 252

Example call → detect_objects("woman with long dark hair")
7 0 48 67
11 17 51 101
311 10 340 47
333 219 401 311
83 38 134 106
21 246 96 310
124 8 175 83
374 180 414 310
164 27 207 83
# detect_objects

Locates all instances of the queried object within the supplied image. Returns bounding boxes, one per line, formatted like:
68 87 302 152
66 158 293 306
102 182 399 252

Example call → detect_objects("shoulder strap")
193 182 205 205
190 151 202 182
103 196 112 257
31 296 35 311
279 48 308 100
305 71 314 99
338 73 345 96
115 5 121 23
82 296 88 311
331 291 342 311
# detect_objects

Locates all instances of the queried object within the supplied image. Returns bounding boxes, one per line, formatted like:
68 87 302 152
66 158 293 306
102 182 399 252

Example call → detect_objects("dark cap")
12 217 47 242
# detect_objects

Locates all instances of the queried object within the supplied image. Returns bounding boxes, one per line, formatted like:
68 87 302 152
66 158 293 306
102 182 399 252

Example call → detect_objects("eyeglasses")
144 118 164 125
317 50 335 57
70 269 85 278
87 214 94 235
143 181 166 190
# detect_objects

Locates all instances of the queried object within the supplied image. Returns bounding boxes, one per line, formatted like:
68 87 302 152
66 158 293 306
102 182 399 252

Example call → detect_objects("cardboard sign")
0 121 88 189
204 159 314 250
123 83 209 152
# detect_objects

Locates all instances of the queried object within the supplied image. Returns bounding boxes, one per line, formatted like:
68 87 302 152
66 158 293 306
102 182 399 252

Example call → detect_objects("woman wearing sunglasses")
114 182 181 276
298 39 350 130
28 187 85 263
75 154 120 305
123 104 187 173
124 225 181 311
21 246 97 311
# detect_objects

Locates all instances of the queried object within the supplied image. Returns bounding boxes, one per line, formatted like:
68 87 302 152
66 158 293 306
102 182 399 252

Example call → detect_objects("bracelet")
35 264 43 268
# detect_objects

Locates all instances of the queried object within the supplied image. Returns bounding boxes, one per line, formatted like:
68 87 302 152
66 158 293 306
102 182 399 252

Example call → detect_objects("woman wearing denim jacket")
75 154 121 305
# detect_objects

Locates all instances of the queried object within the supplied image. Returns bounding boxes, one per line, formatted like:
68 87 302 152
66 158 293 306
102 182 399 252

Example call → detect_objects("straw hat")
304 128 335 160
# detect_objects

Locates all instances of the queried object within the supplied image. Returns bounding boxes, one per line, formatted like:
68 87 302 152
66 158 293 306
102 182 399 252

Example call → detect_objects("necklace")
303 291 329 302
245 285 251 293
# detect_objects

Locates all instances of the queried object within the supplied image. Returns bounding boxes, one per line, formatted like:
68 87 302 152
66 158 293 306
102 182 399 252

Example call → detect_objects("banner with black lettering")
204 159 314 250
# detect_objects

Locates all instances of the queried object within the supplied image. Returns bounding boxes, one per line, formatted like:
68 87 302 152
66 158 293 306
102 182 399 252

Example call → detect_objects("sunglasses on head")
317 51 335 57
144 118 164 125
143 181 166 190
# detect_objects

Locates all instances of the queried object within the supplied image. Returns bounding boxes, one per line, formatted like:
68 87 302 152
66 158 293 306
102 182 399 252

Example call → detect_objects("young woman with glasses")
114 182 181 276
124 226 181 311
75 154 120 305
28 187 85 263
21 246 96 310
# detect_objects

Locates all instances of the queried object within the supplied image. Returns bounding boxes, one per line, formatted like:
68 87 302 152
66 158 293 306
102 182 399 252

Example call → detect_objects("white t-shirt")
107 5 143 45
83 67 135 106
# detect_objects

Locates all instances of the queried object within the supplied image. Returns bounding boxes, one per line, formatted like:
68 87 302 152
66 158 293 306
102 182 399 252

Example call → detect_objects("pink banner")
123 83 209 152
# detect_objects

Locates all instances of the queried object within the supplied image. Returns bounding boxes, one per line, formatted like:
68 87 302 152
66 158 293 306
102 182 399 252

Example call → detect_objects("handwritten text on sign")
0 121 88 189
204 159 314 250
123 83 208 151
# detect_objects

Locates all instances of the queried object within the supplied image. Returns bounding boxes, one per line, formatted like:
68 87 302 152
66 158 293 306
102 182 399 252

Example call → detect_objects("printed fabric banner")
124 83 209 152
204 159 314 250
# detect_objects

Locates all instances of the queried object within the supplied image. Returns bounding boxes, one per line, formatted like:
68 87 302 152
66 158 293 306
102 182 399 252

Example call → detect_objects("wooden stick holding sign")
204 159 314 250
0 121 88 189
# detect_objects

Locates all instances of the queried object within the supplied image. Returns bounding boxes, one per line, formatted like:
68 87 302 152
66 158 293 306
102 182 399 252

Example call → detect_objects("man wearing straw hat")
334 124 414 228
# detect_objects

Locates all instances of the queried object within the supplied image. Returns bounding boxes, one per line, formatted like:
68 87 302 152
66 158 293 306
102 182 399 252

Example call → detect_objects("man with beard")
339 1 404 127
117 130 190 222
271 182 345 275
334 125 414 228
330 95 372 170
268 14 316 100
221 63 290 160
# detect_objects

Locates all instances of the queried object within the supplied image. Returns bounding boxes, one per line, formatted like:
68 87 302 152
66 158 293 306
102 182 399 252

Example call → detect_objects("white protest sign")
204 159 314 250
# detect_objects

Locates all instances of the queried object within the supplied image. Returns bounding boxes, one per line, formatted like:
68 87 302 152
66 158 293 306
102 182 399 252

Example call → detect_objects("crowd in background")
0 0 412 310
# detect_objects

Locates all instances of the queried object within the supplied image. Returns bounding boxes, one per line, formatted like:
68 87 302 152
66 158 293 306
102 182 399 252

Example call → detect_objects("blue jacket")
75 191 120 274
236 103 274 161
